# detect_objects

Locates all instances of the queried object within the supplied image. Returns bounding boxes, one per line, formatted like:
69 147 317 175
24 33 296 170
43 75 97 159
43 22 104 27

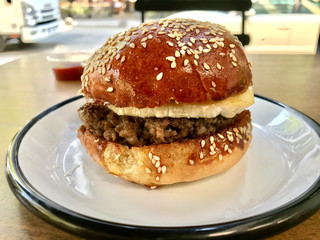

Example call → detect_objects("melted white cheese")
108 87 254 118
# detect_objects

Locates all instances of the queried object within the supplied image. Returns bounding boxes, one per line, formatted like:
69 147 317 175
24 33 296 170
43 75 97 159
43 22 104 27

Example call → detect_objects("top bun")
81 18 252 109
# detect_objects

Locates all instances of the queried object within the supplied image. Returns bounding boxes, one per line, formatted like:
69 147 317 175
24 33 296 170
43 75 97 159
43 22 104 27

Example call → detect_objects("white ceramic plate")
6 95 320 239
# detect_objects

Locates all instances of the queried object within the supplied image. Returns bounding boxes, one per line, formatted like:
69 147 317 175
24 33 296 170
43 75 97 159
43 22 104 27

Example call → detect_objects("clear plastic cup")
47 52 91 81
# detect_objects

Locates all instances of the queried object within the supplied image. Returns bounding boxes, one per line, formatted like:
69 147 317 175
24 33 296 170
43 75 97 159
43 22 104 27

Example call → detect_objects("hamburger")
77 18 253 188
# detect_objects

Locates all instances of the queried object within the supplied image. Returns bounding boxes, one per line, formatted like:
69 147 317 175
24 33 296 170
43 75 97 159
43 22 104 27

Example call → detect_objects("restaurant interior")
1 0 320 239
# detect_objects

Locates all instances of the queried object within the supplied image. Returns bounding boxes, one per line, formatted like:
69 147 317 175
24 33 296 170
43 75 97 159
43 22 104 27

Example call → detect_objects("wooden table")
0 53 319 239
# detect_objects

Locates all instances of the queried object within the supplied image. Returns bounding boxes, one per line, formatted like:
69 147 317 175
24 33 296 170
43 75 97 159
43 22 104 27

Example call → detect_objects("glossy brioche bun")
81 18 252 108
77 111 252 188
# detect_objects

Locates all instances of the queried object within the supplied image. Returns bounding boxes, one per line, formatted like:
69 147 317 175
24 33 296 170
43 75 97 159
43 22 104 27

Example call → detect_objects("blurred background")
0 0 319 65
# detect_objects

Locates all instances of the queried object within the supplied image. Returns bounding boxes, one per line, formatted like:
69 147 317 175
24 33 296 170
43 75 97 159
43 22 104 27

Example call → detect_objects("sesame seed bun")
78 18 254 188
81 18 252 108
77 110 252 188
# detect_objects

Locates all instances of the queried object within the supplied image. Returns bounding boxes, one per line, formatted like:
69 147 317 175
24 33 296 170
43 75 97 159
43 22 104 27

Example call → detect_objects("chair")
135 0 252 46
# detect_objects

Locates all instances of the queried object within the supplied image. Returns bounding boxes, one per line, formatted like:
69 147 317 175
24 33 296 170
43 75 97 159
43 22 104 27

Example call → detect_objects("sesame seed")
156 176 160 181
219 154 223 161
182 46 188 50
171 61 177 68
155 161 160 168
145 167 151 174
148 152 153 159
218 133 225 139
147 34 153 39
153 155 160 161
211 81 216 88
216 63 222 70
210 146 215 152
218 41 225 47
102 67 106 74
115 54 120 60
190 37 196 44
210 136 214 144
120 56 126 63
158 31 165 35
141 42 147 48
209 38 216 43
157 167 161 173
212 142 216 148
107 87 114 92
201 139 206 147
209 151 215 155
232 62 237 67
180 49 186 55
219 52 226 56
168 33 175 38
194 60 198 66
118 43 126 50
129 43 135 48
156 72 163 81
150 186 157 189
151 158 156 165
167 41 174 47
203 63 210 70
189 160 195 165
166 56 175 61
175 51 180 58
229 44 235 48
200 152 204 159
233 128 239 133
184 59 189 66
224 144 229 151
212 43 218 48
228 148 233 154
203 48 210 53
161 166 167 174
194 53 199 60
78 88 83 95
187 49 192 55
107 64 111 70
195 29 200 34
141 37 148 43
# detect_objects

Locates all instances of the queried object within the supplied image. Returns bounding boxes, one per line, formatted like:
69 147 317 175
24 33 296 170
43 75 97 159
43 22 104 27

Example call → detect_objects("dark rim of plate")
5 94 320 240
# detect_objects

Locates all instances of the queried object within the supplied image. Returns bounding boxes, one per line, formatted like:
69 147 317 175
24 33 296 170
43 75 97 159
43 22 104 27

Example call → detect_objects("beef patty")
78 103 249 147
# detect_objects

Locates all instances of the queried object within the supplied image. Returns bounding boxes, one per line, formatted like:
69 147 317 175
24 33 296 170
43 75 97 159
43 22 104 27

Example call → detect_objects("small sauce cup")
47 52 91 81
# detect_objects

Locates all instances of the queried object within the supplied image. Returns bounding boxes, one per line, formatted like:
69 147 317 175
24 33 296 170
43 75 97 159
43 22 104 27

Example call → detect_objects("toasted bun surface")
77 112 252 188
81 18 252 108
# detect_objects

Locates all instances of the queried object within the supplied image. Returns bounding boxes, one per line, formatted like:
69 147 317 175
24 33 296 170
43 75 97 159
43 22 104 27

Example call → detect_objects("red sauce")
53 65 84 81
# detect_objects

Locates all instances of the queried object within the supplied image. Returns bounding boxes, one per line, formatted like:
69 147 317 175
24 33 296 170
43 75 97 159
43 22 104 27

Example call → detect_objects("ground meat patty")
78 103 248 147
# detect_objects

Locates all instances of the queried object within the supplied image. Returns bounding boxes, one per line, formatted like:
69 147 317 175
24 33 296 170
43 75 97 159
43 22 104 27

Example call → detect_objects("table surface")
0 53 319 240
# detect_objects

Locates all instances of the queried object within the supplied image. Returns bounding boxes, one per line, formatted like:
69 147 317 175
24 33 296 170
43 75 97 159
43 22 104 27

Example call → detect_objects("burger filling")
78 103 250 147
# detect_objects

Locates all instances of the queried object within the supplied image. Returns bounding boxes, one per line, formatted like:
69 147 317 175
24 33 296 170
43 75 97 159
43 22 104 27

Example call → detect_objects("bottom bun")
77 113 252 188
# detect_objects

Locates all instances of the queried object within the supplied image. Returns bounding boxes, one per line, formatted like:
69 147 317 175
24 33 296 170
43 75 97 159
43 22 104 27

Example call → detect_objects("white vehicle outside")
0 0 62 51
